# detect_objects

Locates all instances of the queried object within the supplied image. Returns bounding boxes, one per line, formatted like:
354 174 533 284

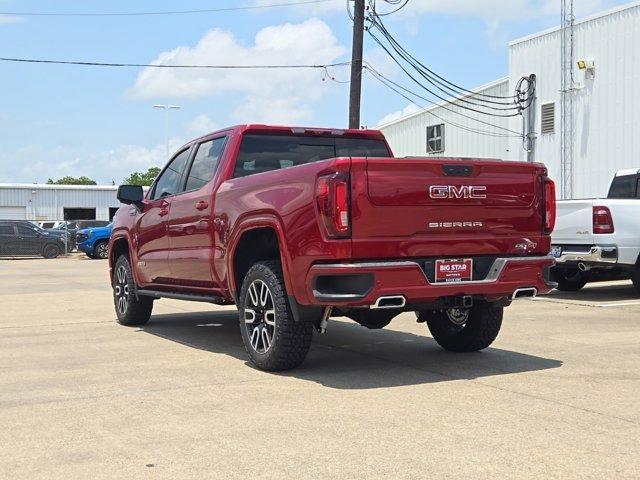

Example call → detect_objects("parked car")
551 168 640 293
77 224 112 259
51 220 110 251
0 220 67 258
109 124 556 371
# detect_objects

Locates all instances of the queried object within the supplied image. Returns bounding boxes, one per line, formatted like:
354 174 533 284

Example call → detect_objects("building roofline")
509 0 640 46
376 76 509 129
0 183 119 190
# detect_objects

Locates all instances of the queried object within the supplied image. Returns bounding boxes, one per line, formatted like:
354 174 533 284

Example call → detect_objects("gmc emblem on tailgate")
429 185 487 199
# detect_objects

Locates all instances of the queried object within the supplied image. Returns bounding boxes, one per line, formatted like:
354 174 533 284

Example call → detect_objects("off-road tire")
43 244 61 259
347 310 397 329
418 303 503 352
94 241 109 259
238 261 313 371
113 254 153 326
555 268 589 292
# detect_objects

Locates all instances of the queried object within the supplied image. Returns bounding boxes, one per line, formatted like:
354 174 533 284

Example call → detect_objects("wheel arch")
227 216 293 304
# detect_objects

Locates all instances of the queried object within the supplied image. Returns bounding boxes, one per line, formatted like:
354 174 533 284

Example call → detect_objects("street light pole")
153 104 181 159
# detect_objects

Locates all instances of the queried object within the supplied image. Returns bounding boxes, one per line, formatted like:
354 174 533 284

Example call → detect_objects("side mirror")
117 185 144 210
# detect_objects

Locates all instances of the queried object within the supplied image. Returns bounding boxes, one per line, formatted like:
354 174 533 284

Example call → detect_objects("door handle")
159 209 169 217
196 201 209 211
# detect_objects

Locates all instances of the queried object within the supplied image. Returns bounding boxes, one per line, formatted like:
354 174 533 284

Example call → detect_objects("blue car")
77 224 112 259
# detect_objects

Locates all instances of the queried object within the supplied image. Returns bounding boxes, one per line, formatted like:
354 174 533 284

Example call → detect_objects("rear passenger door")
135 147 192 285
167 136 227 288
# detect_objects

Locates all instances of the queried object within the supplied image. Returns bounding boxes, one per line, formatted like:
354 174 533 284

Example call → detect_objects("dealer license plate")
435 258 473 283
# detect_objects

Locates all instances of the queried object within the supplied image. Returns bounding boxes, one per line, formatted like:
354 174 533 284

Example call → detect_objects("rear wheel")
94 241 109 259
239 261 313 371
113 254 153 326
418 303 503 352
555 268 589 291
43 244 61 259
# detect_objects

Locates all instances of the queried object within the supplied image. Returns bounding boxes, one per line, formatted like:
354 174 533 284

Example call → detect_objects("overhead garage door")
0 206 27 220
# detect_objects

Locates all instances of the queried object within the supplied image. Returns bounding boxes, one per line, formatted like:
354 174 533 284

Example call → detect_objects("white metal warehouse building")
379 1 640 199
0 184 121 221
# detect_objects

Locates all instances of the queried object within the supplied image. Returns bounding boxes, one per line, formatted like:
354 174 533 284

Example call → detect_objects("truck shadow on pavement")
142 311 562 390
542 281 638 303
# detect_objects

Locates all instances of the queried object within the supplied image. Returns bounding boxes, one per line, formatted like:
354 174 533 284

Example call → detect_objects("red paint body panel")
109 124 555 310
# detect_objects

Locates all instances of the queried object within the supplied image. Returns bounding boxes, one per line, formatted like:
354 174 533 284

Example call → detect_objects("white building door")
0 206 27 220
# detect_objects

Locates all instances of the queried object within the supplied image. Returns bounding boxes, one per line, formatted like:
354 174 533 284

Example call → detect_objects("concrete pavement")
0 256 638 479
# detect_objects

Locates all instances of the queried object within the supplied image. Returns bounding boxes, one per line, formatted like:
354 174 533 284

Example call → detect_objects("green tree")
123 167 161 186
46 176 97 185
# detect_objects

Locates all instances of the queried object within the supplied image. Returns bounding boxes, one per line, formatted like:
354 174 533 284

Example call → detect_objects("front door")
134 147 192 285
168 136 226 288
16 224 43 255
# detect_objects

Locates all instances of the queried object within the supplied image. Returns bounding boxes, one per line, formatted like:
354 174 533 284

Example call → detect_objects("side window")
607 175 637 199
17 225 38 237
185 137 226 191
151 148 191 200
426 124 445 154
0 224 14 235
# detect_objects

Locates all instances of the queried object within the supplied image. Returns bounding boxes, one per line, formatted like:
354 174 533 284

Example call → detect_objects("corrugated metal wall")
509 2 640 198
0 185 120 220
378 79 512 159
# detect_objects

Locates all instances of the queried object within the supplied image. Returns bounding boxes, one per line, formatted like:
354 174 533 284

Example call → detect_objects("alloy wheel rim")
114 265 130 315
97 243 108 258
243 279 276 354
446 308 470 326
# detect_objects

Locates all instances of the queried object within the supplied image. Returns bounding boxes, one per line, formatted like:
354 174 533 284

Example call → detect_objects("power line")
366 9 522 103
0 0 335 17
0 57 352 70
367 29 523 118
365 64 523 138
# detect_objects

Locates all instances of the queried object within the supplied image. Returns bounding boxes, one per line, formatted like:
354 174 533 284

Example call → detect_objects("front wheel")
43 244 61 259
418 303 503 352
94 241 109 259
113 255 153 326
239 261 313 371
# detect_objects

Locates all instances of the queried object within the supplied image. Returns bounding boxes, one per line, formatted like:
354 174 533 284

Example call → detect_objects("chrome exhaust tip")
371 295 406 309
577 262 590 272
512 288 538 300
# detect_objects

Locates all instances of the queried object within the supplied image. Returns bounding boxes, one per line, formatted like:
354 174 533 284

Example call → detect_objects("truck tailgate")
553 200 595 244
350 157 550 259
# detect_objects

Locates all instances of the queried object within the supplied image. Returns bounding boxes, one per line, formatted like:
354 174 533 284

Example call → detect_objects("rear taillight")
316 173 351 238
543 177 556 234
593 206 614 234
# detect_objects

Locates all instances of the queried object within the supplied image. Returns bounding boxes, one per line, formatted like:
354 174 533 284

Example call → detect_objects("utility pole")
348 0 366 129
526 74 537 163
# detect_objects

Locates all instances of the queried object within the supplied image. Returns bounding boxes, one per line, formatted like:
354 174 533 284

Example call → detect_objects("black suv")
0 220 67 258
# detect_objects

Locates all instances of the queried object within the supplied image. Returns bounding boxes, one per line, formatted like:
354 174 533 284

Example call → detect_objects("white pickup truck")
551 168 640 294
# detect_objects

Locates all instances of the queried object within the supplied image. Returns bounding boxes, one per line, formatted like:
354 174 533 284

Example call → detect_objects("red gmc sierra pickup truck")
109 124 557 371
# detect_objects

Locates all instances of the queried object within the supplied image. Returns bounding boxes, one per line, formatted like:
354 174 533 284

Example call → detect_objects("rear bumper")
552 244 618 266
305 255 556 307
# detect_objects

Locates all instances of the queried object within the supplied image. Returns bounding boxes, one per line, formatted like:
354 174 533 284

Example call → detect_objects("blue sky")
0 0 628 184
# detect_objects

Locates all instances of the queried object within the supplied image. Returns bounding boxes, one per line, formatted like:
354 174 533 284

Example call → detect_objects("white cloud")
186 114 218 137
128 18 347 124
377 103 421 126
0 139 186 185
0 14 23 25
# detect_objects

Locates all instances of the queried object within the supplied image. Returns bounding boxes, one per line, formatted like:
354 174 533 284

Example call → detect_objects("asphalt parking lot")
1 255 639 479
